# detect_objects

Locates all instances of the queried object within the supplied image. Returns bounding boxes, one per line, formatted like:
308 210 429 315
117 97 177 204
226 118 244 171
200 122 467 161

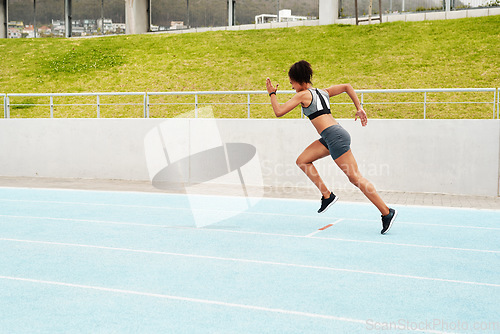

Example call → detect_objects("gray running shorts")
318 124 351 160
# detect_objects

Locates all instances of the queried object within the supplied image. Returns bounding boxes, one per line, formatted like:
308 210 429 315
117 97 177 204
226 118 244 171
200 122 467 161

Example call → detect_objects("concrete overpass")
0 0 339 38
1 0 6 38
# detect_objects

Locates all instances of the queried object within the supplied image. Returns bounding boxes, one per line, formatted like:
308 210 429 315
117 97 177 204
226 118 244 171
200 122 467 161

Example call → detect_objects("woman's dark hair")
288 60 313 84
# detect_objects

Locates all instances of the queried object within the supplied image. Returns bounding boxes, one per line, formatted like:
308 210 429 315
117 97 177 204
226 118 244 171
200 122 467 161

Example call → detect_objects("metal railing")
340 0 500 17
2 88 499 119
356 88 498 119
2 92 148 119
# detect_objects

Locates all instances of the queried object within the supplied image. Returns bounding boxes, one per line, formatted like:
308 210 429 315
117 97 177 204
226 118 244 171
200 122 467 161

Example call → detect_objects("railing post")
497 88 500 119
50 95 54 118
147 93 150 118
2 95 5 118
494 89 497 119
6 95 9 118
195 94 198 118
96 95 100 118
423 91 427 119
247 93 251 118
361 93 364 109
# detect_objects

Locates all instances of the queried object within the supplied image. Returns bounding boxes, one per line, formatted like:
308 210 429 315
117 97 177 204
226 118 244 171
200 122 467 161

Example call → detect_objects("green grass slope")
1 16 499 118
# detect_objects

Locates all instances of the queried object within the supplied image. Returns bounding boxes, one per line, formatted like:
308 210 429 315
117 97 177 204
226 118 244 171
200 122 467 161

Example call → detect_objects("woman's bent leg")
296 140 331 198
334 149 390 216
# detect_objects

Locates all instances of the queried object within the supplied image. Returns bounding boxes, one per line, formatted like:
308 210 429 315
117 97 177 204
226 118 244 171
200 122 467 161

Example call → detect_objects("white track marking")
0 184 497 214
0 214 169 228
0 275 366 323
380 220 500 230
0 198 191 211
1 237 499 288
1 198 499 230
305 230 323 238
0 275 455 334
0 214 499 254
0 275 451 333
203 227 500 254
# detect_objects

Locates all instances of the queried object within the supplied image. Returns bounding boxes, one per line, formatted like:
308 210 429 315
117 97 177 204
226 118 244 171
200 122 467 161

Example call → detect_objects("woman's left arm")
326 84 367 126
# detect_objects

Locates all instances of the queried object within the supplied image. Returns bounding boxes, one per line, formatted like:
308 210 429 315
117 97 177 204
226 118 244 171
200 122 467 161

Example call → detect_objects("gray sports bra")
301 88 331 120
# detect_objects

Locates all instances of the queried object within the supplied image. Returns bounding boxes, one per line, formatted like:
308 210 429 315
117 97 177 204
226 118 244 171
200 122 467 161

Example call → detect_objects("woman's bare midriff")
311 114 338 134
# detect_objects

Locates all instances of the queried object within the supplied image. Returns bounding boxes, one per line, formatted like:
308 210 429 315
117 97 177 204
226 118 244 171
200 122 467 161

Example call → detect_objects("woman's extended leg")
296 140 331 198
334 149 390 216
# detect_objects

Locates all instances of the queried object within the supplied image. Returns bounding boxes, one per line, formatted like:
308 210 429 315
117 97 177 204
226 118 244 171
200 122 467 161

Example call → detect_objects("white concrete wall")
0 119 498 197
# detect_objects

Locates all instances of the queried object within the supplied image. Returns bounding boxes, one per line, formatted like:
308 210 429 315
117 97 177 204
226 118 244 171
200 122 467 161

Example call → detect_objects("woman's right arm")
266 78 303 118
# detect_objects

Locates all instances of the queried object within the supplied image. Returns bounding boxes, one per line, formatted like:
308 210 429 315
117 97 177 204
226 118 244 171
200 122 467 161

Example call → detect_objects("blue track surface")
0 187 499 333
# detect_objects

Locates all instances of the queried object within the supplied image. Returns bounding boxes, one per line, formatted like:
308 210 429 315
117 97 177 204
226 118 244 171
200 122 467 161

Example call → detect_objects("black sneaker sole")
381 209 397 235
318 196 338 214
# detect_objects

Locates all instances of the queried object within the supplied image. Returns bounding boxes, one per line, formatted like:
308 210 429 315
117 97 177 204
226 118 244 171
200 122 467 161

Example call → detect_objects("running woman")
266 60 397 234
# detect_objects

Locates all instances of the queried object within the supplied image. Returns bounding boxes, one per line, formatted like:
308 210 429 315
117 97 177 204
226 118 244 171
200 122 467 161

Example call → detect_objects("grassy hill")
0 15 499 118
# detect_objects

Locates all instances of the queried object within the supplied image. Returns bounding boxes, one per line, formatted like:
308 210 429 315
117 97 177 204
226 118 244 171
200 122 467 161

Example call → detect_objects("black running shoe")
318 192 338 213
381 208 397 234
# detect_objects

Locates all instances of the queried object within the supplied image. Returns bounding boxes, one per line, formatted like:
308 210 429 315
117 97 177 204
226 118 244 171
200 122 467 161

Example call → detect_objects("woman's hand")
266 78 278 95
266 77 301 117
355 108 368 126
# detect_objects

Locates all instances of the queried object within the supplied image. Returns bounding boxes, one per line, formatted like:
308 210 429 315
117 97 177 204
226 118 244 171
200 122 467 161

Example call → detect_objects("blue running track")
0 187 499 333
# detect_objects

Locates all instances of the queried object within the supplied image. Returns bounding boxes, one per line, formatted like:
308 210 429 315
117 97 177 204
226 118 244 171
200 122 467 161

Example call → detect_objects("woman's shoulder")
297 89 314 108
298 89 314 100
307 87 328 94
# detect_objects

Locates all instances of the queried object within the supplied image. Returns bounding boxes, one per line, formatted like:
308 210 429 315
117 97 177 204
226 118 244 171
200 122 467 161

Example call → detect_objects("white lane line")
306 219 343 237
0 200 336 222
0 275 454 334
1 198 499 230
203 227 500 254
0 275 365 324
1 237 499 288
386 221 500 231
1 214 499 254
0 276 455 334
0 199 340 222
0 198 191 211
0 214 171 228
305 230 324 238
1 185 497 214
